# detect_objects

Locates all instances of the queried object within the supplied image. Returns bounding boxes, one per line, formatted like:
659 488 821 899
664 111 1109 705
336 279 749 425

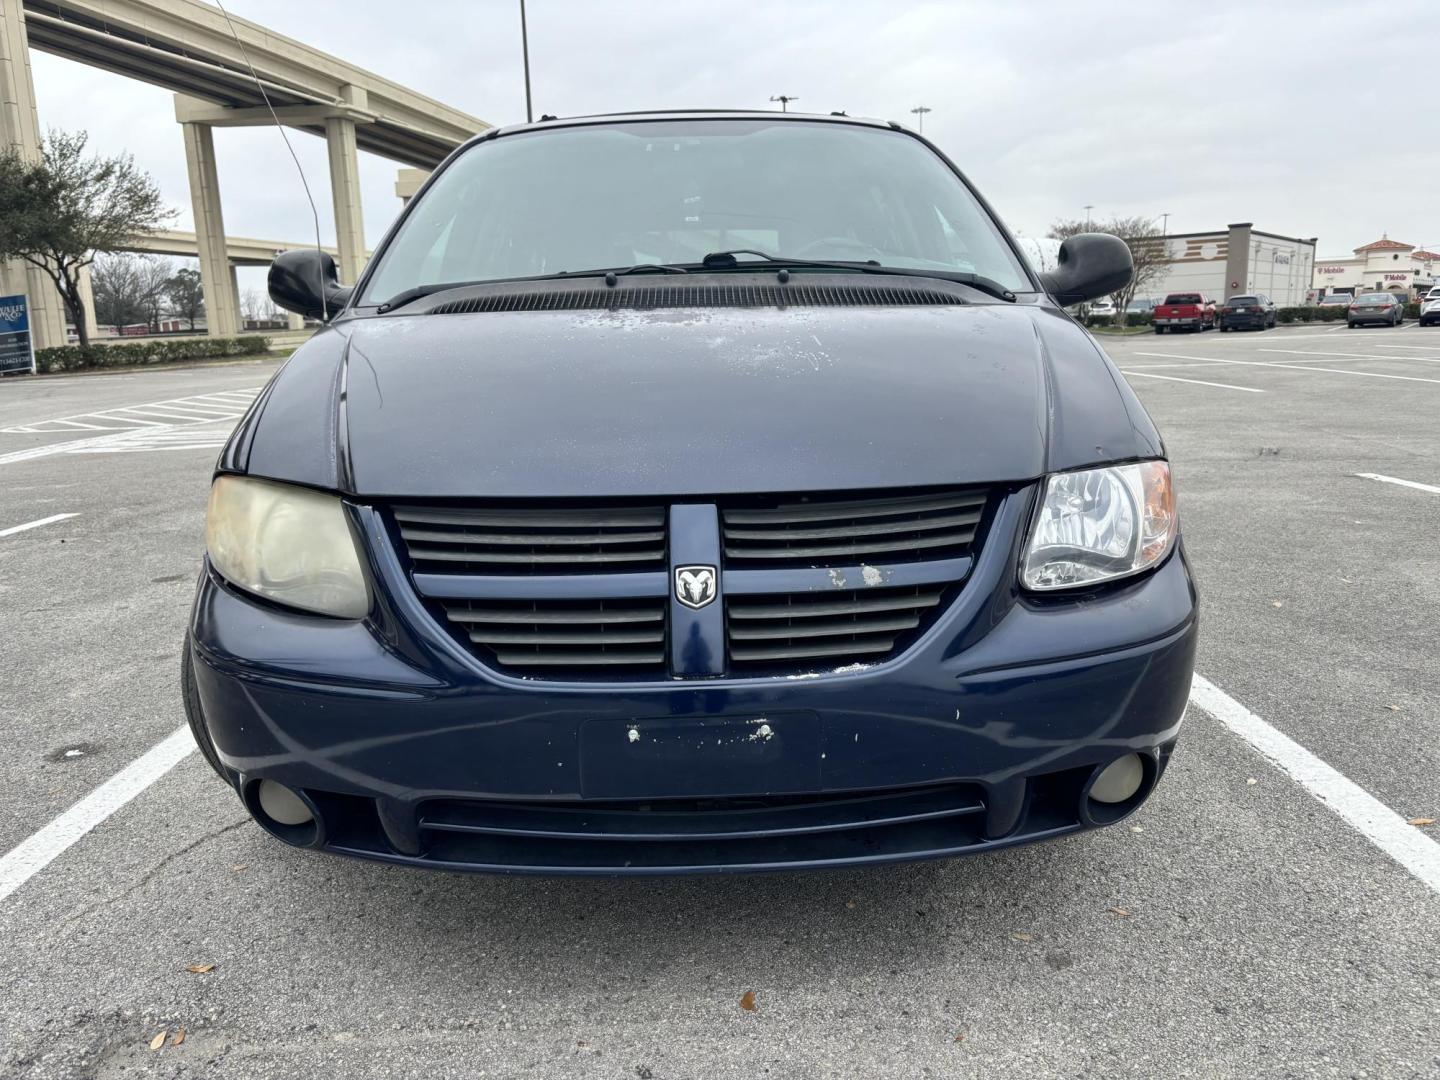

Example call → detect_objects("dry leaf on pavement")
1270 600 1283 608
148 1031 166 1051
171 1028 186 1047
739 991 757 1012
184 964 215 974
1012 932 1032 942
1108 907 1132 917
1408 818 1436 827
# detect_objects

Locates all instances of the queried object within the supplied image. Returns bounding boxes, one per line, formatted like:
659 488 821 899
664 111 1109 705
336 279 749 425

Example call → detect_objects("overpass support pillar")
181 120 240 338
326 85 367 285
77 262 98 341
0 0 68 349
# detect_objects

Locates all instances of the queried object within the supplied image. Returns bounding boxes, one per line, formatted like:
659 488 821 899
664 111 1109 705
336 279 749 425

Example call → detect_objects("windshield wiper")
697 249 1018 302
375 281 481 313
558 263 690 286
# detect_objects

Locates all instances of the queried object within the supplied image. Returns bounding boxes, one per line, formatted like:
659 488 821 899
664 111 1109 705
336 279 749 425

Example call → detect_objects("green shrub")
34 335 270 374
1405 302 1420 319
1125 312 1153 327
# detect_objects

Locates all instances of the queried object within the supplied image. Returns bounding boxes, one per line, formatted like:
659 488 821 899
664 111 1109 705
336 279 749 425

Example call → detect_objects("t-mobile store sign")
0 294 36 376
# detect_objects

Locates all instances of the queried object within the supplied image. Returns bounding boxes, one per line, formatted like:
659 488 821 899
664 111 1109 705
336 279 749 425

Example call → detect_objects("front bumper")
188 490 1199 875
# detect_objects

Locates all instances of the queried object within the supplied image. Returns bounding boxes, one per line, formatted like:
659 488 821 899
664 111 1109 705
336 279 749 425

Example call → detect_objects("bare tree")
0 130 172 346
90 252 146 330
135 255 174 332
165 267 204 331
1049 215 1168 325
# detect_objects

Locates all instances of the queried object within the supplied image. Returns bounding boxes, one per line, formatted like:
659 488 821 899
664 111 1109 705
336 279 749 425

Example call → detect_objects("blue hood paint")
238 298 1161 498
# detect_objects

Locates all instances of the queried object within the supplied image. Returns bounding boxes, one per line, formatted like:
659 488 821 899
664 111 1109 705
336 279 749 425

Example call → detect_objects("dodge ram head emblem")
674 565 717 610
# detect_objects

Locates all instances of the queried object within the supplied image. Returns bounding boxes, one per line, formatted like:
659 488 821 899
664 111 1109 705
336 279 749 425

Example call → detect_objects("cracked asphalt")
1 326 1437 1079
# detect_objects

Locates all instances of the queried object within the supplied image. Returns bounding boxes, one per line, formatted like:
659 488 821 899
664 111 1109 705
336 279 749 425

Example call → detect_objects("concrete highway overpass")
1 0 489 347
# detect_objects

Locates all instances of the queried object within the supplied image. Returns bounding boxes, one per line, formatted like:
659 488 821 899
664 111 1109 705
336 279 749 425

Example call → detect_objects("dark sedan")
1348 292 1405 327
1219 294 1276 331
185 112 1197 875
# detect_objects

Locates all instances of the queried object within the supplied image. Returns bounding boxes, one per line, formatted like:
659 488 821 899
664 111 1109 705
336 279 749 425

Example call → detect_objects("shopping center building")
1311 237 1439 301
1141 224 1317 306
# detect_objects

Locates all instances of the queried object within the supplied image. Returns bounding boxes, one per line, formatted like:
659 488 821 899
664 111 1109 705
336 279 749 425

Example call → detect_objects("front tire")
1154 325 1164 334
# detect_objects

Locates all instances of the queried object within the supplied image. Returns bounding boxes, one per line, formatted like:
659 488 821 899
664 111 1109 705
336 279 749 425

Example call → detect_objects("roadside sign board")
0 294 36 376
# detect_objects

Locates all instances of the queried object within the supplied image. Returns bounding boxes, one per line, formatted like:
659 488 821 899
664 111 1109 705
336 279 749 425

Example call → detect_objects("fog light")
1089 754 1144 804
257 780 313 826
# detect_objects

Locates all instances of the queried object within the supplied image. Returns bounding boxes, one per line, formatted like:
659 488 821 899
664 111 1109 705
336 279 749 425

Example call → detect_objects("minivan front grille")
393 505 667 574
391 486 992 678
720 488 987 567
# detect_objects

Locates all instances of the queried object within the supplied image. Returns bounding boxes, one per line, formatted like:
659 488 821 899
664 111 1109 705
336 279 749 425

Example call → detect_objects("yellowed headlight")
205 475 369 618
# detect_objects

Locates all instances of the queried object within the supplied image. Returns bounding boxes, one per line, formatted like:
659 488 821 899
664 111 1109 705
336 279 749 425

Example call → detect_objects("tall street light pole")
1084 204 1094 228
520 0 533 123
769 95 799 112
1160 212 1170 236
910 105 932 133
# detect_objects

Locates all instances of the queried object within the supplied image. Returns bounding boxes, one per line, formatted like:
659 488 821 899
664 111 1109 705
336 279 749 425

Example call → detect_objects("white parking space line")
1120 370 1263 392
1355 473 1440 496
0 513 78 538
1260 348 1440 365
1134 352 1440 386
1189 676 1440 896
0 727 194 904
1 388 261 435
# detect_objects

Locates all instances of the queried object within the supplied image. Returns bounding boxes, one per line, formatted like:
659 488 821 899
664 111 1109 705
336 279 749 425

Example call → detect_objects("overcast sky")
27 0 1440 295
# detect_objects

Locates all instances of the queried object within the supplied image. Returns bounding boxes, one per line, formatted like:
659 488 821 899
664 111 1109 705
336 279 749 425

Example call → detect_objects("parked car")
1126 298 1157 315
1424 286 1440 302
1087 298 1117 319
1219 294 1276 331
192 111 1194 876
1347 292 1405 328
1420 296 1440 327
1317 293 1352 308
1153 292 1215 333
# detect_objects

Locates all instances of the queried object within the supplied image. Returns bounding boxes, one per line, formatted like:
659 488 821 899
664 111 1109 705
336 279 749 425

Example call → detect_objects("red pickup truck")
1153 293 1216 334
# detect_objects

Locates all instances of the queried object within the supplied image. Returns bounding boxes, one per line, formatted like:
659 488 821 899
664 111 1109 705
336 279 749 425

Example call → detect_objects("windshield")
1164 294 1202 304
1227 296 1258 305
360 119 1032 303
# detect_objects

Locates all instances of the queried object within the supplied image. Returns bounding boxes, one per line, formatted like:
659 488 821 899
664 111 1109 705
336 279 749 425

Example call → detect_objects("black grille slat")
400 527 665 546
445 607 660 625
729 634 902 663
407 545 663 566
427 282 966 316
396 508 663 528
491 647 665 666
723 509 981 541
727 591 944 619
729 613 921 641
722 492 985 525
471 628 663 646
724 529 978 561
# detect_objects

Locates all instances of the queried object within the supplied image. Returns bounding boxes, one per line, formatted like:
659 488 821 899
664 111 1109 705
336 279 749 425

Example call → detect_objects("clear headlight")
205 475 369 618
1021 460 1177 591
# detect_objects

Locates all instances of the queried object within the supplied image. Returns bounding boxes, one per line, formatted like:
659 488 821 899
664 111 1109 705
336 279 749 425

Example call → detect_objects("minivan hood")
242 302 1161 498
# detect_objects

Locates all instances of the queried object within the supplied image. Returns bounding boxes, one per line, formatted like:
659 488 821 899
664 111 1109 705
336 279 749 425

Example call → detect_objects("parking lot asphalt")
2 327 1438 1079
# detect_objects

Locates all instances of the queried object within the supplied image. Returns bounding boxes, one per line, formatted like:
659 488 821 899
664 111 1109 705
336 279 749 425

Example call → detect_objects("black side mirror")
268 249 353 322
1039 233 1134 306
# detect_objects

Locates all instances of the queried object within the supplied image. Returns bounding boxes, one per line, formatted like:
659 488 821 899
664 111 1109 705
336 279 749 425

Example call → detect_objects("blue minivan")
185 112 1197 875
